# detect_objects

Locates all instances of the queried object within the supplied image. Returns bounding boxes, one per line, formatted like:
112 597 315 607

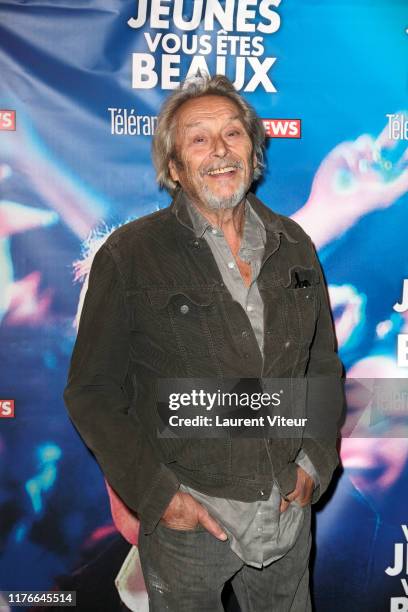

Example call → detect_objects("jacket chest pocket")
147 286 220 359
281 265 320 347
281 285 318 347
262 265 319 348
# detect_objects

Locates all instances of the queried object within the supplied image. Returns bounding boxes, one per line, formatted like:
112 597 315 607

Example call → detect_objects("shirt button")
211 228 218 235
228 261 235 269
180 304 189 314
246 305 254 312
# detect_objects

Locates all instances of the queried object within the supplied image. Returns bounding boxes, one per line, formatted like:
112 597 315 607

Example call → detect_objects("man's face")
168 95 257 211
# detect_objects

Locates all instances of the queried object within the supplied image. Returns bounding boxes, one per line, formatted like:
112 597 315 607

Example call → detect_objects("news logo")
0 110 16 131
262 118 301 138
0 400 15 418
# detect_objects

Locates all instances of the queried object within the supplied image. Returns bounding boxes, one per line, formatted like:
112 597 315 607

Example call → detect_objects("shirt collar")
170 188 298 244
183 194 213 239
185 196 267 262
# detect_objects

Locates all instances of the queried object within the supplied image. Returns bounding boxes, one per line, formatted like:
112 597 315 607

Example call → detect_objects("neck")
189 197 246 241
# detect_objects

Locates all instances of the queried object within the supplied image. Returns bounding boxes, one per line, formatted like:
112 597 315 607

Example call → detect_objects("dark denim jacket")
64 191 344 533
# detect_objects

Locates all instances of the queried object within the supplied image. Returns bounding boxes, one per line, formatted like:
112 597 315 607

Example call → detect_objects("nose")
212 134 228 158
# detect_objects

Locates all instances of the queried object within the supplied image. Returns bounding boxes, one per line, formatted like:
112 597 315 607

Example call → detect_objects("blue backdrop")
1 1 407 610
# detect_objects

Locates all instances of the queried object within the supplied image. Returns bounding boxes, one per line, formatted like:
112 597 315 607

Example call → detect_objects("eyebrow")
184 114 242 129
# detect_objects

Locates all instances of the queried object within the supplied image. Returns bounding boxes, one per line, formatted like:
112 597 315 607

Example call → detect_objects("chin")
203 185 248 210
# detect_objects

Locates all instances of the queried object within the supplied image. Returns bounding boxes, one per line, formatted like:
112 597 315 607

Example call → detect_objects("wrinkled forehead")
173 94 245 134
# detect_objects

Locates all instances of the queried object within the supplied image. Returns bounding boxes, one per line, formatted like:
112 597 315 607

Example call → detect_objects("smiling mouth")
207 166 238 176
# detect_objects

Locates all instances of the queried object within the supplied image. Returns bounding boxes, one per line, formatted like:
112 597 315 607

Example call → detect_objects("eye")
226 129 241 137
192 136 206 144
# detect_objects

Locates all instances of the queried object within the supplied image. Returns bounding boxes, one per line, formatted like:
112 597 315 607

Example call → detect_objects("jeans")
138 504 312 612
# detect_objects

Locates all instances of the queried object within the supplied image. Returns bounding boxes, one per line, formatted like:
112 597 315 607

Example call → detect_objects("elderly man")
64 74 343 611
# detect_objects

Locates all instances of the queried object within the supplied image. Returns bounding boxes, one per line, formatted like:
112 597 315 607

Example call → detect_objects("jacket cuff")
137 465 180 534
295 448 320 488
301 438 339 503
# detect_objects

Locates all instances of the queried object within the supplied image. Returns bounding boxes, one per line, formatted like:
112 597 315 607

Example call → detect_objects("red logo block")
262 119 301 139
0 400 15 417
0 110 16 131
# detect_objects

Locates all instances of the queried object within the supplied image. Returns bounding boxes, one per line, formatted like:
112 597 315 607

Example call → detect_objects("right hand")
160 491 228 540
279 466 315 513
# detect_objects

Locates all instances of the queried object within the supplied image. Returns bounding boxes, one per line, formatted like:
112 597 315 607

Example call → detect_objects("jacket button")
284 340 290 348
180 304 189 314
244 353 250 359
260 490 265 496
242 330 249 338
193 240 200 248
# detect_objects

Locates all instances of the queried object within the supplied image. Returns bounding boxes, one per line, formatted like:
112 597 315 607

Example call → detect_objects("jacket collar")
169 188 298 244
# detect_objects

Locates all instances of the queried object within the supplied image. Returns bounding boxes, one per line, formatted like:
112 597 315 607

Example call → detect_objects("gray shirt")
179 196 318 568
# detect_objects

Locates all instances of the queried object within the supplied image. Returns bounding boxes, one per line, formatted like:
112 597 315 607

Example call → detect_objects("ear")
169 159 180 183
252 151 257 170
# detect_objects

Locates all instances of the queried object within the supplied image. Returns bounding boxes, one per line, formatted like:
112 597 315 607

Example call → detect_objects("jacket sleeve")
63 243 180 534
301 238 345 503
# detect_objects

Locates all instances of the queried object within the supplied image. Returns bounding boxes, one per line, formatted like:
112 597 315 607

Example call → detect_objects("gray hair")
152 74 266 194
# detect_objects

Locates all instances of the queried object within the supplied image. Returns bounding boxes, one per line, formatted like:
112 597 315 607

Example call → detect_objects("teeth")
208 166 236 175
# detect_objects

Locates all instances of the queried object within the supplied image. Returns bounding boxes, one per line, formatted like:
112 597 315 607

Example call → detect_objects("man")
64 74 343 611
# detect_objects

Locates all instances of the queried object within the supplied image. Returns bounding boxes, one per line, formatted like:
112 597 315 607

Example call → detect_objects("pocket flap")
282 265 320 289
147 286 215 309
